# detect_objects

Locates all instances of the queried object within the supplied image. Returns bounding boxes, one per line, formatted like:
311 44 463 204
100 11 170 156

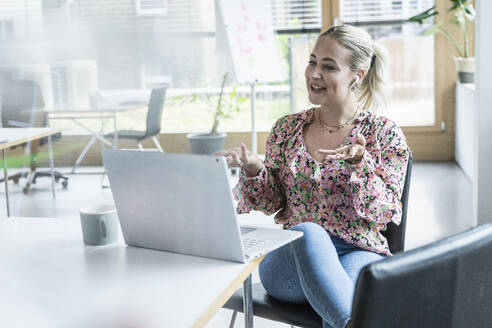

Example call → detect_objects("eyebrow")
310 54 337 65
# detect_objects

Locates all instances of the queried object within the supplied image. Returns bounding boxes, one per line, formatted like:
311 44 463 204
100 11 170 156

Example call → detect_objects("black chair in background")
104 87 166 151
224 153 413 328
0 79 68 193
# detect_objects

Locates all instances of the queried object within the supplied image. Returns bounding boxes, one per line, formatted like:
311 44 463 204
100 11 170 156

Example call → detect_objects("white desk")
0 128 60 217
0 218 263 328
39 106 145 173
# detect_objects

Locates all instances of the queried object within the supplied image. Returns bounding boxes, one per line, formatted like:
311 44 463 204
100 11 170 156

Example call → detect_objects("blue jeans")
259 222 386 328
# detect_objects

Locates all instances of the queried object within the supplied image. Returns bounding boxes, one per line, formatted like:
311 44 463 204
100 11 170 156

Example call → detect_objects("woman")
216 25 410 328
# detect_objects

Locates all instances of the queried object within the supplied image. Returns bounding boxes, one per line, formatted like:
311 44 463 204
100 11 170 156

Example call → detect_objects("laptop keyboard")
242 238 267 251
240 227 267 251
240 227 257 235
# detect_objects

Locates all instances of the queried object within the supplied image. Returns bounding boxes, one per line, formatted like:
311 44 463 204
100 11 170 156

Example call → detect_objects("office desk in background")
0 128 61 217
0 218 263 328
38 105 146 173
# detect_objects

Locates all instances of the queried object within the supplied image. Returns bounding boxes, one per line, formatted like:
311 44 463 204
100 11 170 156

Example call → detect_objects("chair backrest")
1 79 46 128
351 222 492 328
381 152 413 254
144 87 166 138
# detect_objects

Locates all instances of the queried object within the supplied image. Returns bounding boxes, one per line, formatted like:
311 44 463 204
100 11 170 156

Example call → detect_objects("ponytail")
357 41 390 111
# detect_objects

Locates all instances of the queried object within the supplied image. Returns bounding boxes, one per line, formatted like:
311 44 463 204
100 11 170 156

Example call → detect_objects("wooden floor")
0 161 474 327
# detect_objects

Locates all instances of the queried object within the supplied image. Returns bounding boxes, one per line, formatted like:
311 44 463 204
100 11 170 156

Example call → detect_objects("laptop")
102 149 303 263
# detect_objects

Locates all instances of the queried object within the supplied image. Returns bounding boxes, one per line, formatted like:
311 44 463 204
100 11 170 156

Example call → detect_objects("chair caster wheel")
23 186 30 194
62 180 68 189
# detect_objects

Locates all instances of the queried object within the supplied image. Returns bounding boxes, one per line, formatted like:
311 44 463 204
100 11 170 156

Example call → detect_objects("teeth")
312 85 325 90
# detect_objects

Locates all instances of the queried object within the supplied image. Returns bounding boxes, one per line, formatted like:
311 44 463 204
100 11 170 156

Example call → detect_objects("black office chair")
104 87 166 151
0 79 68 193
224 153 413 328
350 222 492 328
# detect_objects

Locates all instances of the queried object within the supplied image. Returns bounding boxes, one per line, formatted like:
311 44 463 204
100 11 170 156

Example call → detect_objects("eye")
322 65 334 71
308 60 316 66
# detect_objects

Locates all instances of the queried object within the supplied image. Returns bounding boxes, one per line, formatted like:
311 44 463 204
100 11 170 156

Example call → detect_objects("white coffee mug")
79 204 119 246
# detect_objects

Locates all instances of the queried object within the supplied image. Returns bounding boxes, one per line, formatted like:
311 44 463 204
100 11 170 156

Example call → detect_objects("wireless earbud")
350 75 360 90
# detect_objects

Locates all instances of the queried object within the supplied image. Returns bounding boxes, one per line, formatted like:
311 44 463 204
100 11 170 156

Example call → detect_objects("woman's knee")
290 222 327 237
289 222 333 249
340 250 386 282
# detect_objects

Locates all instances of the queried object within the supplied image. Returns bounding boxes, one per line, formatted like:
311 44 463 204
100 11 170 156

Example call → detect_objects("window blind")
0 0 210 33
136 0 169 15
0 0 324 35
0 0 436 36
340 0 434 24
269 0 322 32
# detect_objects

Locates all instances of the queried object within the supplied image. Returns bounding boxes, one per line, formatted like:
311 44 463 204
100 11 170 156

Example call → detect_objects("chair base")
137 136 163 152
0 170 68 194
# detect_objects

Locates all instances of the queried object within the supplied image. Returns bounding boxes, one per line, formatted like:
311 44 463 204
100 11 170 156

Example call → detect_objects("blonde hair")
320 25 390 111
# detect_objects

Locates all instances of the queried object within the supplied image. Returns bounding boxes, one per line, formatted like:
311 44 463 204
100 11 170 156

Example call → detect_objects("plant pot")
187 132 227 154
455 57 475 83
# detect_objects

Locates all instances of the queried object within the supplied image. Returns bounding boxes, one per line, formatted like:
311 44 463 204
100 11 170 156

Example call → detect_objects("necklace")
316 108 359 134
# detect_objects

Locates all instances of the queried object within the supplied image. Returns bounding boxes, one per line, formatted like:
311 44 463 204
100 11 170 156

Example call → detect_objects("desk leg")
48 136 55 198
243 274 253 328
2 149 10 217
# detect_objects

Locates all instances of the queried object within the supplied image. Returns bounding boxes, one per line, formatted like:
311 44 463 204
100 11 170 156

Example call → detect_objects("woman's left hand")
317 133 366 163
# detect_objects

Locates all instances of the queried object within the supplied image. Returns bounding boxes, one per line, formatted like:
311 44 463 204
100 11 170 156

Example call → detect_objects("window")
0 0 323 134
135 0 169 16
339 0 435 126
270 0 321 32
0 20 14 39
340 0 433 23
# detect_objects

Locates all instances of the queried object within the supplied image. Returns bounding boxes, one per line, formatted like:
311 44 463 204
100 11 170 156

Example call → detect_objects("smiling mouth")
310 84 326 92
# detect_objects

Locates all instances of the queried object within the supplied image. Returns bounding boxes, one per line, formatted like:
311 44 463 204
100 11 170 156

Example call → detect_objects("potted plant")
183 73 247 154
408 0 475 83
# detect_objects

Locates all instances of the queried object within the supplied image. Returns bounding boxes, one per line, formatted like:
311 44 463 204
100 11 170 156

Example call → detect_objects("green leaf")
464 4 475 20
423 23 443 36
407 6 437 24
449 0 468 11
450 19 460 26
453 11 466 27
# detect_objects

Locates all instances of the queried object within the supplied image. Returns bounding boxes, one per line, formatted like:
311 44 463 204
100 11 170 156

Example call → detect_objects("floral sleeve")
348 120 410 229
233 118 286 215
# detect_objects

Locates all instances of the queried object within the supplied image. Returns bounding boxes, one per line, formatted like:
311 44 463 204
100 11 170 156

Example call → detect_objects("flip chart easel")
216 0 284 153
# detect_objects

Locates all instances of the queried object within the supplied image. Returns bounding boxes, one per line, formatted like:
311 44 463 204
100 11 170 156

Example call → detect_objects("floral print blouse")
233 107 410 257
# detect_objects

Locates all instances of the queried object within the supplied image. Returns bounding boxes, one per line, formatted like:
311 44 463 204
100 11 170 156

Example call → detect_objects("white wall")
456 83 475 182
473 0 492 225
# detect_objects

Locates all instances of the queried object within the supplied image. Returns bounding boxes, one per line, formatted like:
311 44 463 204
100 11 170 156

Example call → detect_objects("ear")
350 69 366 88
359 69 365 80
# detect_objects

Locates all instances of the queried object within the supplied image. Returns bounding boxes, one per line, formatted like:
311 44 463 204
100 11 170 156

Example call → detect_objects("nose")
311 68 322 79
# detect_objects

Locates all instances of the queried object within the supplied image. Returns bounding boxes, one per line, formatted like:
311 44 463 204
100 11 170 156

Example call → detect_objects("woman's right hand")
213 143 263 177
